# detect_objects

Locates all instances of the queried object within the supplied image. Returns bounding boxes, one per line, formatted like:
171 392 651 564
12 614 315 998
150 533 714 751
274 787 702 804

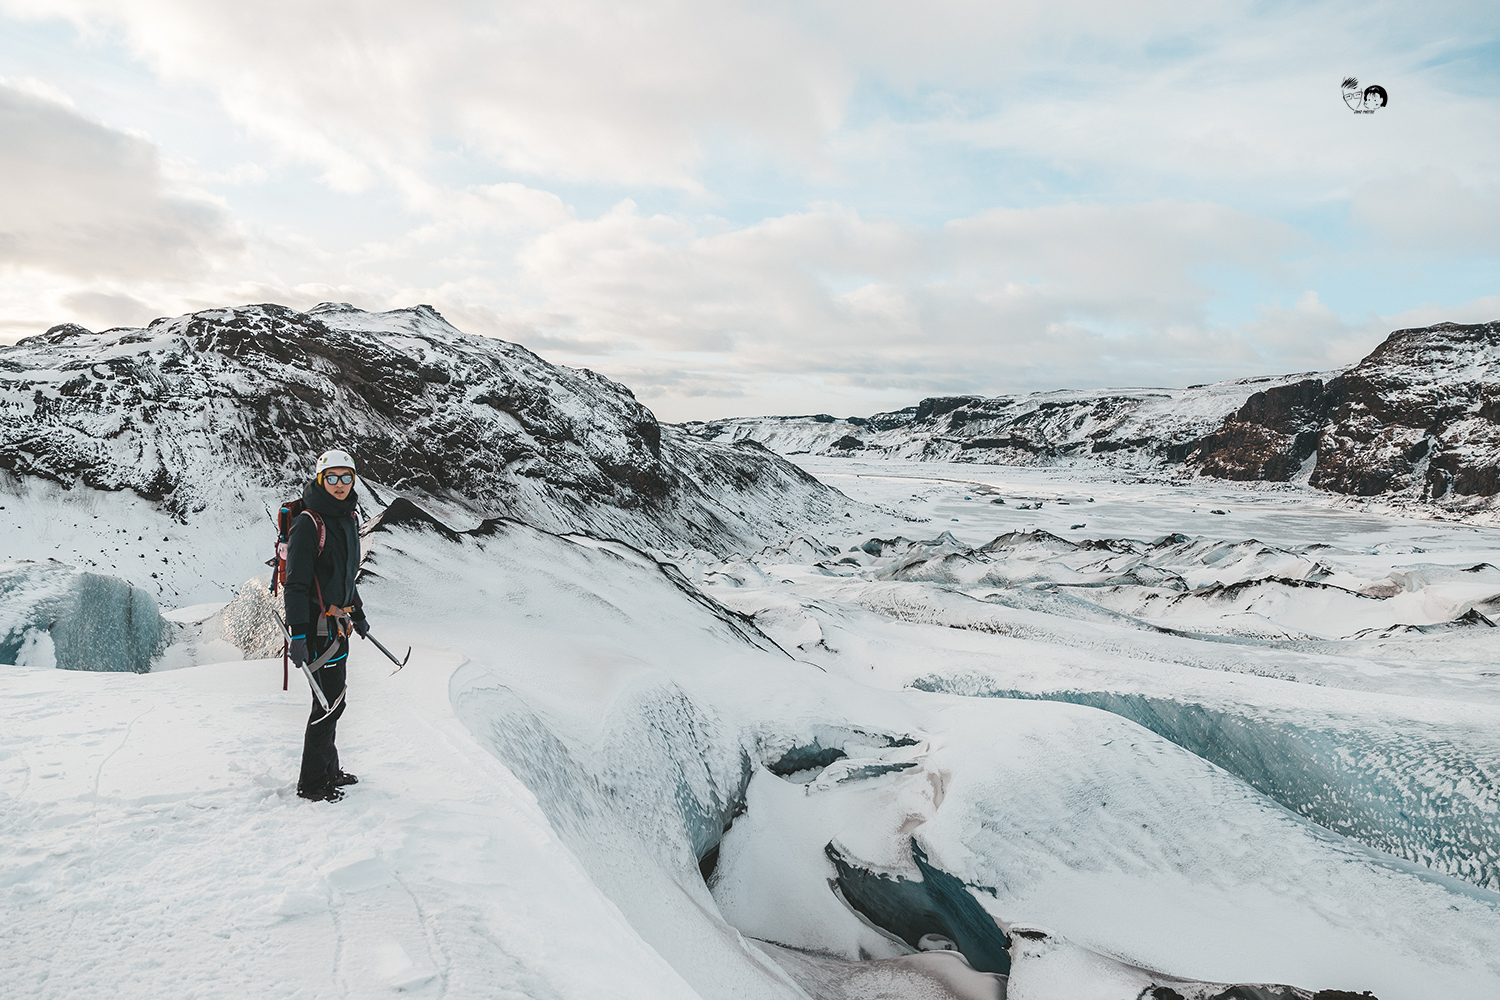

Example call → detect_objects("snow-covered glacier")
5 305 1500 999
349 485 1497 1000
5 467 1499 999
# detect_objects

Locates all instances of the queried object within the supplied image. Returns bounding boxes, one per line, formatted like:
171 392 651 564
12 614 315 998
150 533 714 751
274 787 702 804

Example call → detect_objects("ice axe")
271 610 345 724
361 630 411 674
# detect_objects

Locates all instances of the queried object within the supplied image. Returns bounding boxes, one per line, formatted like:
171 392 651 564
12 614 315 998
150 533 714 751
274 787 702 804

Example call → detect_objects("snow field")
805 457 1500 547
361 507 1499 999
0 649 704 1000
6 457 1500 999
0 470 278 607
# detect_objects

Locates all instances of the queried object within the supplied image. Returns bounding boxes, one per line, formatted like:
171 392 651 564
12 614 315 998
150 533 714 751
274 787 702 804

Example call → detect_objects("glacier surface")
4 456 1500 1000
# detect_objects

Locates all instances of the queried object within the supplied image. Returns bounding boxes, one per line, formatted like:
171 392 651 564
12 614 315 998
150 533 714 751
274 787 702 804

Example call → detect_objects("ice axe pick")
362 630 412 674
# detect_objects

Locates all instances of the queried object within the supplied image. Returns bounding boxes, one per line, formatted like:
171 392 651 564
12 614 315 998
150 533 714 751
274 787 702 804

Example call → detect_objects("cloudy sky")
0 1 1496 420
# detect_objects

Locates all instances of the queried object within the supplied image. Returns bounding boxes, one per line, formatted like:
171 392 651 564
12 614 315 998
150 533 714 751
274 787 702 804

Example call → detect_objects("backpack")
270 498 328 597
267 498 342 690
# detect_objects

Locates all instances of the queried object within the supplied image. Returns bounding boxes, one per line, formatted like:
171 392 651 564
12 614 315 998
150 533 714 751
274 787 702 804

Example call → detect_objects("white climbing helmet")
315 448 357 476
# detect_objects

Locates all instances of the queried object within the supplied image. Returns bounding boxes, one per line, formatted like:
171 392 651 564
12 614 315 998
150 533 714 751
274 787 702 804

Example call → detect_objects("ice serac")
0 302 851 550
0 559 169 671
217 575 283 658
915 679 1500 893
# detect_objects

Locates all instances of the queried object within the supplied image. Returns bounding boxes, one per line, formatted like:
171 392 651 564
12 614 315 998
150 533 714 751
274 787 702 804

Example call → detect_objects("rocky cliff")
685 376 1317 471
1184 321 1500 506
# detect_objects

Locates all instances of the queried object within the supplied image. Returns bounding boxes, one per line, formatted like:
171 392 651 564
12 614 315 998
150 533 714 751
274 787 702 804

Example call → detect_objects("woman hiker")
285 448 370 802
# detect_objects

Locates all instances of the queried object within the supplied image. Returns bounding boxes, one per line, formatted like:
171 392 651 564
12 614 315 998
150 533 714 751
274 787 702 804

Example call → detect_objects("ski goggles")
321 472 355 485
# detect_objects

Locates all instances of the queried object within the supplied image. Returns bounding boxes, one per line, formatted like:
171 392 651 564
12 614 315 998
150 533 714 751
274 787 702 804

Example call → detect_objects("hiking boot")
332 770 359 787
297 783 345 802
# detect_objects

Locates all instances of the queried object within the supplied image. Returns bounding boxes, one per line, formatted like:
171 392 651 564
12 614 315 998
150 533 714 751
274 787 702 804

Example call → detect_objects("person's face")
1363 91 1382 109
322 467 354 500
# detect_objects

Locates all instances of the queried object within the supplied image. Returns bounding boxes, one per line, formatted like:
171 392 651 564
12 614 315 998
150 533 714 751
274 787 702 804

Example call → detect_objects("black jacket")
283 479 366 635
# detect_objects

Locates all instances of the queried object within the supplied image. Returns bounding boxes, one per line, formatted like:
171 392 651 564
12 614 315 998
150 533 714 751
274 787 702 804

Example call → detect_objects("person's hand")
353 619 370 639
289 636 308 667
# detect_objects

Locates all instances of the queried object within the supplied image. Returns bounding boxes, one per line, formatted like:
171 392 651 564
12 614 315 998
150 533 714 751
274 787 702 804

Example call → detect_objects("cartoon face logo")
1342 77 1387 113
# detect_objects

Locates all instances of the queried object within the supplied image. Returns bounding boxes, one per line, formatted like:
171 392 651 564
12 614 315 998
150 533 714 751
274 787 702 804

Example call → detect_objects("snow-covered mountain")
684 319 1500 514
1187 321 1500 506
0 302 849 552
683 375 1312 471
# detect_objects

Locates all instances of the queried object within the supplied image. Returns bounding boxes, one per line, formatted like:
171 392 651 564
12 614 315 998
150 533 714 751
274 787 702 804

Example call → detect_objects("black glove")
353 618 370 638
289 636 308 667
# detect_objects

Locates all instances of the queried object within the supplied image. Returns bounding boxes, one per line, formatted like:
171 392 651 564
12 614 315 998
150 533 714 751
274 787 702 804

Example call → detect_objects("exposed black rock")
1182 321 1500 506
1187 379 1334 482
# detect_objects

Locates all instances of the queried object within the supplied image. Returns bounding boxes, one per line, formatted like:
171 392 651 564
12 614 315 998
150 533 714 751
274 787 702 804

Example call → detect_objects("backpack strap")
301 510 327 554
298 510 328 624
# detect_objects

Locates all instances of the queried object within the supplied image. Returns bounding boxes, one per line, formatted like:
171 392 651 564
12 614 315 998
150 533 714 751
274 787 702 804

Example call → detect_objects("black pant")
297 634 349 791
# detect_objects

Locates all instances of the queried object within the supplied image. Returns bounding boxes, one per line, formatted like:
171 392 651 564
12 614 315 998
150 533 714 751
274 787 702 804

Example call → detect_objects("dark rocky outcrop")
1185 378 1336 482
1183 321 1500 506
687 380 1304 469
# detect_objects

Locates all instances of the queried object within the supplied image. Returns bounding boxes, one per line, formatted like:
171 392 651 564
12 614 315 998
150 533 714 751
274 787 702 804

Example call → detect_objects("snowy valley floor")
5 460 1500 1000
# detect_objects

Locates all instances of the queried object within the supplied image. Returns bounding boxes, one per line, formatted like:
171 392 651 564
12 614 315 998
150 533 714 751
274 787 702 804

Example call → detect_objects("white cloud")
1351 169 1500 255
0 0 1495 420
24 0 1491 202
492 199 1341 416
0 76 241 280
824 3 1500 209
4 0 850 191
943 203 1302 322
57 289 156 326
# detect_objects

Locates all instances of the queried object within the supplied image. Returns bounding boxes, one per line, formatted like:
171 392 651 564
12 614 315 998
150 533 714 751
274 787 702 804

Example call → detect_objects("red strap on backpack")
271 502 327 690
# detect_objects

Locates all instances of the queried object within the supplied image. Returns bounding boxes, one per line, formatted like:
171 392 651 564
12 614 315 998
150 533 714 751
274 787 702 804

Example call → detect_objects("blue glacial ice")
0 559 170 672
913 680 1500 893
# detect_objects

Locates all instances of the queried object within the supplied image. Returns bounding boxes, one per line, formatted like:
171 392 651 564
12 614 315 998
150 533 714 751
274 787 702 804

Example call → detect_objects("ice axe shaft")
362 631 411 673
272 610 341 719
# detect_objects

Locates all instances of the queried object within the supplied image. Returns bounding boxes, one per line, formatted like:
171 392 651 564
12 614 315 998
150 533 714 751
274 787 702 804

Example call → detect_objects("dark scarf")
302 479 361 606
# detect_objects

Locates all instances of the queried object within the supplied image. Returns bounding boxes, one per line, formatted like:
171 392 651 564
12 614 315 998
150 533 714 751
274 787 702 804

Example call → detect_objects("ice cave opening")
825 840 1012 976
